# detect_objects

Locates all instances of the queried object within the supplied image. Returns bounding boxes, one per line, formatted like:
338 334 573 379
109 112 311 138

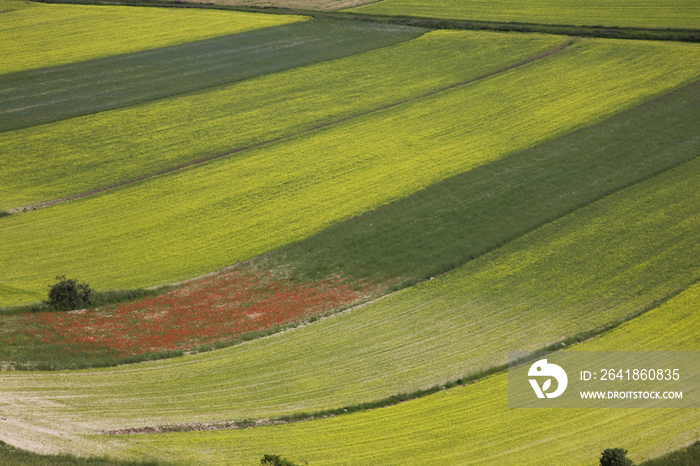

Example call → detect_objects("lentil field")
1 0 700 465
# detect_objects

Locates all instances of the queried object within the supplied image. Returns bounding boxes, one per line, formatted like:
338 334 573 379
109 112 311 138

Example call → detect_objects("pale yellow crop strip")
2 39 700 306
0 2 304 74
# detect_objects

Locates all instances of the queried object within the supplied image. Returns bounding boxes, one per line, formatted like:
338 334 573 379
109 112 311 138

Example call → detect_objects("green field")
3 1 700 463
0 30 561 210
273 80 700 286
3 77 699 369
109 281 700 466
0 20 424 133
2 151 700 456
349 0 700 30
0 1 304 75
3 37 700 307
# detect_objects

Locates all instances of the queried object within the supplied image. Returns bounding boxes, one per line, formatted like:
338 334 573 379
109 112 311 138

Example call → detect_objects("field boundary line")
6 40 572 215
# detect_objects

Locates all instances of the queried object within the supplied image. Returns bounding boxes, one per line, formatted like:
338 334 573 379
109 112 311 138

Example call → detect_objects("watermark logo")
528 359 568 399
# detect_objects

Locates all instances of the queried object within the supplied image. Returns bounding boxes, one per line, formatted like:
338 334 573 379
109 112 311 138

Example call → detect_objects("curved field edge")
2 150 700 453
0 20 425 133
3 76 700 368
3 38 700 307
347 0 700 31
111 283 700 466
0 31 562 210
0 1 305 75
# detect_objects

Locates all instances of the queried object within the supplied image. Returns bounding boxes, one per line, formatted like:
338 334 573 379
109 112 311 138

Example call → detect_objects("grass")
0 30 560 210
74 271 700 465
2 149 700 455
348 0 700 30
3 74 700 368
0 1 304 75
3 37 700 306
0 20 424 133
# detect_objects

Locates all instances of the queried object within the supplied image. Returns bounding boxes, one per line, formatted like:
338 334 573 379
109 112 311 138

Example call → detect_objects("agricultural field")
0 0 305 75
108 281 700 465
0 30 560 209
2 0 700 464
2 141 700 458
3 37 700 307
3 78 700 369
0 20 424 132
349 0 700 30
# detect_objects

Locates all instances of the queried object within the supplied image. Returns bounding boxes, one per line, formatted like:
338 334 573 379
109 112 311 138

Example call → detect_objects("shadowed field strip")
0 20 424 133
1 151 700 455
349 0 700 30
0 31 563 210
0 1 304 75
107 282 700 466
2 38 700 306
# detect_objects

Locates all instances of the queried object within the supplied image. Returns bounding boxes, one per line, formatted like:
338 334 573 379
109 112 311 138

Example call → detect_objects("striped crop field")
3 1 700 464
0 0 304 75
2 151 699 455
3 37 700 306
0 30 559 209
348 0 700 30
3 75 699 369
0 20 424 133
107 281 700 466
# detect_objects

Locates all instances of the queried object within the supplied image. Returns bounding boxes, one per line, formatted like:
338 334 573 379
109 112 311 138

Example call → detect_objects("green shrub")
601 448 634 466
260 454 302 466
46 275 94 310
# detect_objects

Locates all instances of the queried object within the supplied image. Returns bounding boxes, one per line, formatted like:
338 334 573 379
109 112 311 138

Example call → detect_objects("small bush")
260 454 302 466
46 275 94 310
601 448 634 466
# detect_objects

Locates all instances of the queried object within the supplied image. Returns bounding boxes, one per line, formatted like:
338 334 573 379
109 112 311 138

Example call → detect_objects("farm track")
5 40 571 215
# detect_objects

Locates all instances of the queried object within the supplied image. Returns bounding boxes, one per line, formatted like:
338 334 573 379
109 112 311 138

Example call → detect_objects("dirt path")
7 40 572 215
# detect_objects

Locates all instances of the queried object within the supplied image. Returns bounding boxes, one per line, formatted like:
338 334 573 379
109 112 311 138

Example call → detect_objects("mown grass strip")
0 20 424 133
0 31 562 211
106 281 700 466
0 1 304 75
3 140 700 450
348 0 700 31
2 37 700 307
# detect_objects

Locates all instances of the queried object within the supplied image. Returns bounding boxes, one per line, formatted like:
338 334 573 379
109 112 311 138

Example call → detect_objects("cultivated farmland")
2 148 700 456
3 38 700 306
4 78 700 369
0 2 304 75
112 281 700 465
0 30 560 209
0 21 424 132
349 0 700 30
2 0 700 464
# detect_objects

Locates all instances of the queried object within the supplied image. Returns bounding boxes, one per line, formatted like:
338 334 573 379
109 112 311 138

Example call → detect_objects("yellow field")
0 1 304 74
